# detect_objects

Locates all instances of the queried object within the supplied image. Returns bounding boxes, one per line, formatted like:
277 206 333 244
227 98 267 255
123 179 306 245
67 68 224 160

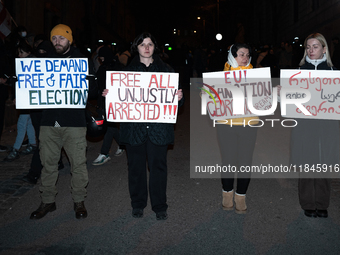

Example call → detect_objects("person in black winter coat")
290 33 339 218
103 32 183 220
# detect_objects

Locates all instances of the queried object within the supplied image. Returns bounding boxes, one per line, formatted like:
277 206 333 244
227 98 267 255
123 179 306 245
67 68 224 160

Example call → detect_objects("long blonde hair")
299 33 333 67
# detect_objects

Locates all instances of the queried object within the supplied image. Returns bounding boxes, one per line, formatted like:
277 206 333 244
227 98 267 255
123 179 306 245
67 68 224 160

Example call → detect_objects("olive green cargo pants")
39 126 88 203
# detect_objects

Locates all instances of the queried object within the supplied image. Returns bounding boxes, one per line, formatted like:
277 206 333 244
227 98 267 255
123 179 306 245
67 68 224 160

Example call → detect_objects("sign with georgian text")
281 69 340 119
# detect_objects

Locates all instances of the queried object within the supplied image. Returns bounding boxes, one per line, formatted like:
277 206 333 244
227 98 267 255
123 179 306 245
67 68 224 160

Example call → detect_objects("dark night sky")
129 0 203 41
128 0 243 46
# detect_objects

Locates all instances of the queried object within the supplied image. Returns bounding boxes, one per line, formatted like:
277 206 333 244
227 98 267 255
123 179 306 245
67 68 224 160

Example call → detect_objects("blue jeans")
13 114 36 150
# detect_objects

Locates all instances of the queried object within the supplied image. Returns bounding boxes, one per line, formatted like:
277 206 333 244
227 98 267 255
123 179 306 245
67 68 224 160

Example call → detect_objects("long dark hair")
130 32 160 56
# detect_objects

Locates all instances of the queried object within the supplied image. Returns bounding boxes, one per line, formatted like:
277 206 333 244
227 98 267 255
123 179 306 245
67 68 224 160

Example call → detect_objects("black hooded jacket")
40 46 97 127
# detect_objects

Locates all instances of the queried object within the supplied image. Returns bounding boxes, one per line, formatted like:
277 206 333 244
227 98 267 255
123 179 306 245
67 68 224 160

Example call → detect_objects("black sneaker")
132 208 144 218
21 144 37 155
0 145 7 152
156 211 168 220
4 148 20 162
22 139 29 147
22 174 39 184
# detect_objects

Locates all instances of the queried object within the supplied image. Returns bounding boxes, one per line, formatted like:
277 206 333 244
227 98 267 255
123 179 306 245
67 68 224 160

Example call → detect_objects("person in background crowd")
22 38 61 185
33 34 48 51
0 75 8 152
103 32 183 220
4 40 37 162
0 37 11 152
91 40 105 72
290 33 338 218
256 44 269 68
331 36 340 69
193 45 208 77
115 42 131 68
30 24 97 220
92 45 123 166
217 43 258 214
278 41 293 69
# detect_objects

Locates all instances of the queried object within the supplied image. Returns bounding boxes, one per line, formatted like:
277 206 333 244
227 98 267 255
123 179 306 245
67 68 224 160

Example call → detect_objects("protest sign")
105 71 179 123
281 69 340 120
15 58 89 109
202 67 273 120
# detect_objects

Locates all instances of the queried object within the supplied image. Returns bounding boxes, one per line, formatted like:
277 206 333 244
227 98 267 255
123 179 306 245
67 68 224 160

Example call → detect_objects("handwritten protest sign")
281 69 340 120
202 67 273 119
15 58 89 109
105 71 179 123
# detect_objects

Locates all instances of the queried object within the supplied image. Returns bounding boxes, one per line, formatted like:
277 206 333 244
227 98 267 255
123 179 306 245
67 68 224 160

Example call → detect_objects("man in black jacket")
30 24 94 220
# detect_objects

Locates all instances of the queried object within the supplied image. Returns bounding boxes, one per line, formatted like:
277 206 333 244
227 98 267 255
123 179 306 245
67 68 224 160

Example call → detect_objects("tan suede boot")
222 191 234 210
234 194 247 214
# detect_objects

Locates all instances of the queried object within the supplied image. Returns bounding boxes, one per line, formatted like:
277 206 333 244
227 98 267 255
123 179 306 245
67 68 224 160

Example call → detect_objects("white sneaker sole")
92 157 111 166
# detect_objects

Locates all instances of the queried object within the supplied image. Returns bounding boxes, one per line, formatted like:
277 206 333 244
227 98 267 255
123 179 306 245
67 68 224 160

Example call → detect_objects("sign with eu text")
202 67 273 120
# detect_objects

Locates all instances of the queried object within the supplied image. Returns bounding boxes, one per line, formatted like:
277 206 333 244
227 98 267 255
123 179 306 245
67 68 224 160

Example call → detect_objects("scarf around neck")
224 44 252 70
305 54 327 69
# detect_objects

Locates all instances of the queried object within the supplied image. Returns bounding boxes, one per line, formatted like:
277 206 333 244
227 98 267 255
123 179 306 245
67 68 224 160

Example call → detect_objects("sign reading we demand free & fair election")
105 71 179 123
15 58 89 109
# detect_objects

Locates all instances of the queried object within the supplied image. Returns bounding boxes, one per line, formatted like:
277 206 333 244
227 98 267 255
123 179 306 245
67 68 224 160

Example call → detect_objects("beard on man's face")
54 43 70 54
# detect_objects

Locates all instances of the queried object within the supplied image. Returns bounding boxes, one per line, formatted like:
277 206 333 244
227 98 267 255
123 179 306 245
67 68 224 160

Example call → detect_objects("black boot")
30 202 56 219
74 201 87 219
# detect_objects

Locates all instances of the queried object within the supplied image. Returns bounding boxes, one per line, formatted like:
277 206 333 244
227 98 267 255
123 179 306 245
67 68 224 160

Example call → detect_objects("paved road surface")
0 88 340 255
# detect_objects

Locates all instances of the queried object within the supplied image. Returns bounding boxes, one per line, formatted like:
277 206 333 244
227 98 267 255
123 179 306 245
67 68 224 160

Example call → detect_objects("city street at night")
1 92 340 254
1 0 340 254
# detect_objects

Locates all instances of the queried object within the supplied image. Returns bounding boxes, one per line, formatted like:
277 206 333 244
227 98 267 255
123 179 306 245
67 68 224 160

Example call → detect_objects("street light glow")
216 33 222 41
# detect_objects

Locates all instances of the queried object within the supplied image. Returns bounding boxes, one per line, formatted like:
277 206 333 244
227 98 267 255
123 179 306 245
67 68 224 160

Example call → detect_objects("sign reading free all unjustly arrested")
15 58 89 109
105 71 179 123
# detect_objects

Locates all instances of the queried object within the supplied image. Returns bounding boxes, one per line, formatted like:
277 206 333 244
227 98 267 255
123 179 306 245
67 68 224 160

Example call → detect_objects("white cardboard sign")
281 69 340 119
15 58 89 109
105 71 179 123
202 67 273 119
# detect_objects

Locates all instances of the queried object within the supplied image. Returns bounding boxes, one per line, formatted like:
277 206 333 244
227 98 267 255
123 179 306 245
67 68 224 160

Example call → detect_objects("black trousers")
298 178 331 210
100 123 120 155
126 139 168 213
216 125 258 194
